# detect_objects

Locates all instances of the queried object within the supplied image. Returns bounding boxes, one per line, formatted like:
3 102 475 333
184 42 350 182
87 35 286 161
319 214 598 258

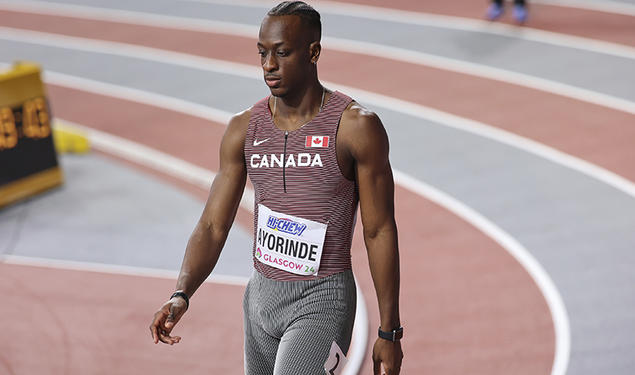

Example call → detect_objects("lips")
265 76 281 87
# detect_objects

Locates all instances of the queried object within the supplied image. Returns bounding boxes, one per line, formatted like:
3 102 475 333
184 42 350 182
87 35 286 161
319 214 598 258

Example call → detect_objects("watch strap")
378 326 403 342
170 291 189 309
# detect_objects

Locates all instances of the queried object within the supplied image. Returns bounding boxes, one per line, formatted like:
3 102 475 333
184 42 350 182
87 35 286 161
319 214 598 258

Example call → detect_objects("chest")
247 118 354 199
246 123 333 172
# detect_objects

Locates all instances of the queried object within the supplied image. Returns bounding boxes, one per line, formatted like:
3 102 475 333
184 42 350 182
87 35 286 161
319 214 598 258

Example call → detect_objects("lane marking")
349 279 368 375
53 118 366 375
180 0 635 57
54 116 559 375
533 0 635 16
2 254 250 285
1 30 634 200
54 119 253 212
44 77 568 375
393 171 570 375
1 5 634 116
337 85 635 200
324 37 635 115
2 0 633 59
0 5 635 116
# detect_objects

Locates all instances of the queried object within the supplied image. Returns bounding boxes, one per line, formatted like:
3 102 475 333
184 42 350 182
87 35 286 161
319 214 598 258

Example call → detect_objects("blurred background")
1 0 634 374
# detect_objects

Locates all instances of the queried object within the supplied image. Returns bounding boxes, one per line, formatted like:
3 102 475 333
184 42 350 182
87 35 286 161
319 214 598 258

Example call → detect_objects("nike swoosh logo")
253 138 270 146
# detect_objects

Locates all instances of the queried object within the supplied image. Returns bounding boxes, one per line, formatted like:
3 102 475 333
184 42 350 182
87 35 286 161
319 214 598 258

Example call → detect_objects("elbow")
363 226 380 241
199 218 231 240
363 220 398 241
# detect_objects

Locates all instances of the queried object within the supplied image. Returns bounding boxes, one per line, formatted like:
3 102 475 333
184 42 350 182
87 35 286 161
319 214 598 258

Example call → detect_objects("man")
149 2 403 374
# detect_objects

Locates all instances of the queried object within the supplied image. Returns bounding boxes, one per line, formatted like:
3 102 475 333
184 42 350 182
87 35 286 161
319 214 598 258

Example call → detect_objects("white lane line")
0 0 256 38
0 58 570 375
1 7 633 114
347 280 369 375
0 10 633 115
180 0 635 58
2 29 634 200
51 118 367 375
53 120 259 208
393 170 570 375
533 0 635 16
2 0 634 59
336 85 635 201
2 254 250 285
324 37 635 115
50 83 567 375
2 5 635 117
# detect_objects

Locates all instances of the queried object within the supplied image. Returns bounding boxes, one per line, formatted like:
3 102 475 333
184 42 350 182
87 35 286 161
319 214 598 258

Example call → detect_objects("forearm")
174 161 246 298
365 223 401 331
175 220 230 297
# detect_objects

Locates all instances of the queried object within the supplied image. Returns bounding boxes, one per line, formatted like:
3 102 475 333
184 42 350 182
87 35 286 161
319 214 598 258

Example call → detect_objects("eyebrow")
257 41 286 48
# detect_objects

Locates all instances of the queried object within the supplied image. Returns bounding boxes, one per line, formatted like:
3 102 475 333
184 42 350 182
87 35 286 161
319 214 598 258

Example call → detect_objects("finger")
158 329 181 345
150 323 160 344
158 329 172 344
160 335 181 345
150 312 167 344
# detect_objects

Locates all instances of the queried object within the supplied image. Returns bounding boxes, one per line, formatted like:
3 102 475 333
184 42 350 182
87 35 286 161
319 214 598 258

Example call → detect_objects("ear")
309 41 321 64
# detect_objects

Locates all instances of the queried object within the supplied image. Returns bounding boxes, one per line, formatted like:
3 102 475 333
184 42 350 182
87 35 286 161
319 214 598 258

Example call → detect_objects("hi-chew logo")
267 215 307 236
305 135 329 148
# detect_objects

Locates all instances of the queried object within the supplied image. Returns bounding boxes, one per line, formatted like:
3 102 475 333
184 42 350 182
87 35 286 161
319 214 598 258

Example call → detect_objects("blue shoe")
513 4 528 23
486 3 504 20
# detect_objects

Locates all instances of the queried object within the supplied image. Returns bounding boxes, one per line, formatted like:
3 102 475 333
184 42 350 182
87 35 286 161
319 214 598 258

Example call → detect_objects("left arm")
345 106 403 375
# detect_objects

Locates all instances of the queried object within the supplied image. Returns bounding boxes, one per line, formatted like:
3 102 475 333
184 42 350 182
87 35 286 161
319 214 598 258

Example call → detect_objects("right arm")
149 110 250 345
174 110 249 298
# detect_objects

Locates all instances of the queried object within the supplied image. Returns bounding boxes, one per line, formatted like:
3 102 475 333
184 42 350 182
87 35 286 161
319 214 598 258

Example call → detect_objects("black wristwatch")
170 291 190 309
378 326 403 342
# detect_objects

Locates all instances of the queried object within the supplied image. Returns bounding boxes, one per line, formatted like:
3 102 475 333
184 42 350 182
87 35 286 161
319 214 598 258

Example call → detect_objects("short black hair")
267 1 321 42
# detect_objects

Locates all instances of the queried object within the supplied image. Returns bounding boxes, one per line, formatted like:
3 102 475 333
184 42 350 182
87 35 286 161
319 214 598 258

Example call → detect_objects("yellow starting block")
53 122 91 154
0 61 64 208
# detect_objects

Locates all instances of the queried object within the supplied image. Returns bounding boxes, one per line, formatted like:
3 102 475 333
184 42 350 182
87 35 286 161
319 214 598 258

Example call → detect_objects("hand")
149 297 188 345
372 337 403 375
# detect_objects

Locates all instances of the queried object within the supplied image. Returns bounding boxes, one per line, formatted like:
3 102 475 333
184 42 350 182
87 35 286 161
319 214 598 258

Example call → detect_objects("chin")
268 86 287 97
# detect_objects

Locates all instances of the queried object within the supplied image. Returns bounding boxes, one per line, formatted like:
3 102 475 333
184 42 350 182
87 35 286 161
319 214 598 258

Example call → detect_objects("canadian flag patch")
305 136 329 148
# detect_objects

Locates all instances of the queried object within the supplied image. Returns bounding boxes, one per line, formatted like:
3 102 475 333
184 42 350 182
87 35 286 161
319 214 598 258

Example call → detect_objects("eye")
276 50 289 57
258 50 266 57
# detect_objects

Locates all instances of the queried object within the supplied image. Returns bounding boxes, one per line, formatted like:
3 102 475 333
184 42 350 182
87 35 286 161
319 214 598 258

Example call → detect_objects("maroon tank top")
244 91 358 281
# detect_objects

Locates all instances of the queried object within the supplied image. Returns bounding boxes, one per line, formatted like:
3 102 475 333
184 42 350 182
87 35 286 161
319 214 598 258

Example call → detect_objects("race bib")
255 204 327 276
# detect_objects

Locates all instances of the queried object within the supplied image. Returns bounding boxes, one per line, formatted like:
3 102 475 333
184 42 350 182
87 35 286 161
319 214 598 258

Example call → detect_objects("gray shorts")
242 269 357 375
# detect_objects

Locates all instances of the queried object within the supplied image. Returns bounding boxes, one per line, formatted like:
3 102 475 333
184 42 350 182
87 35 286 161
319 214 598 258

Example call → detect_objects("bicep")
351 115 396 236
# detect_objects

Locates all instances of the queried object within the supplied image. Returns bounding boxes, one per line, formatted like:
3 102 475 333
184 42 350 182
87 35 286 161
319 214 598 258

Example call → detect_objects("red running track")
2 1 609 372
30 84 554 374
1 10 632 183
0 262 246 375
335 0 635 47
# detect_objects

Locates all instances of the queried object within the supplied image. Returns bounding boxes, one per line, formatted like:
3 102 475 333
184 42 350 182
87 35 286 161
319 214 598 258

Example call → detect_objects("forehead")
258 15 306 45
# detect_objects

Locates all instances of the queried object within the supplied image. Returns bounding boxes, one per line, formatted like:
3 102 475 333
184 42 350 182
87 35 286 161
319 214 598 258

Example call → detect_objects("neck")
274 82 325 121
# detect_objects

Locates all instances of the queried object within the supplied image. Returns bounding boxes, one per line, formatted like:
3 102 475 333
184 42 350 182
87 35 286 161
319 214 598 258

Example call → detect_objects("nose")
262 52 278 72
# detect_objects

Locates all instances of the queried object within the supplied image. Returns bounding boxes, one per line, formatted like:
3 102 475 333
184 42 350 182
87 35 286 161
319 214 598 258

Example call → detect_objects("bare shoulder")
227 107 252 133
222 107 252 143
219 107 252 161
341 101 382 132
339 101 388 159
